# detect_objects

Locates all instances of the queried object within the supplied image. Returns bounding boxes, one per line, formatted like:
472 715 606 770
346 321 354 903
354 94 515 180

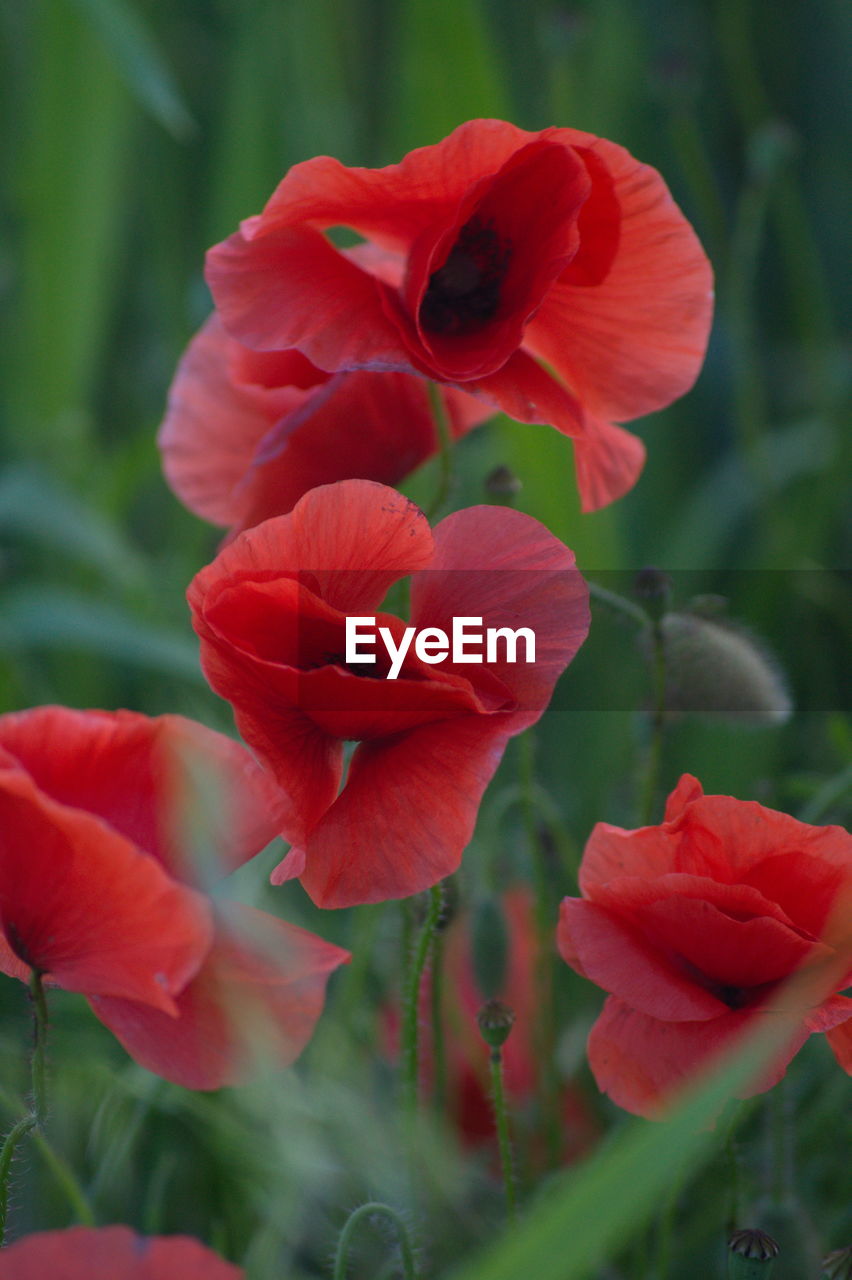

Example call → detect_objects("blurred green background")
0 1 850 1277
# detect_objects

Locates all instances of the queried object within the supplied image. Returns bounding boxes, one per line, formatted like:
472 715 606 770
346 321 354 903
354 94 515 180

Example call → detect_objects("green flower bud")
823 1246 852 1279
728 1229 780 1278
476 999 516 1049
658 611 792 725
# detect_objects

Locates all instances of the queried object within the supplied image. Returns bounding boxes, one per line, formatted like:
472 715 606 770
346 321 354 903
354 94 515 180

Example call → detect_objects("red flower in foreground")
0 1226 241 1279
0 707 348 1089
206 118 713 512
188 480 589 907
158 314 490 537
557 775 852 1118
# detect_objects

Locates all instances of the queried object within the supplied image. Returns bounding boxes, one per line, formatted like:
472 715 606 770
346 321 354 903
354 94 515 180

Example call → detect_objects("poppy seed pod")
728 1229 780 1277
477 999 516 1049
823 1246 852 1280
657 611 792 724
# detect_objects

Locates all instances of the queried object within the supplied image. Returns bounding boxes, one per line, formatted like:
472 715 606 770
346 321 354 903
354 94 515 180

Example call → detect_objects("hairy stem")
333 1201 418 1280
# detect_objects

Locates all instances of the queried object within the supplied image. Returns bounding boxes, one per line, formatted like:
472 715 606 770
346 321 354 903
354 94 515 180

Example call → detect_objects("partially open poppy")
557 775 852 1117
158 313 490 537
188 479 590 907
0 707 348 1089
206 118 713 511
0 1225 242 1278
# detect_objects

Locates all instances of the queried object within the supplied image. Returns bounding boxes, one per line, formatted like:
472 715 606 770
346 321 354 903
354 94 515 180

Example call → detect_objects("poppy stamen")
420 217 512 335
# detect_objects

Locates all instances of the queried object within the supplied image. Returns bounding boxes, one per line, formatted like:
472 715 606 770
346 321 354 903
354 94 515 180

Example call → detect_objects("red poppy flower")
188 479 589 907
0 1225 242 1279
557 775 852 1118
206 118 713 512
158 313 490 537
0 707 348 1088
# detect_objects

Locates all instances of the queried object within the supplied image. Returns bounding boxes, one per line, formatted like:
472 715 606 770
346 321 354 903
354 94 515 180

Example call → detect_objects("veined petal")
188 480 435 618
410 504 589 720
300 718 509 907
587 996 810 1118
207 224 413 370
526 132 714 422
0 766 212 1010
90 905 348 1089
0 706 288 883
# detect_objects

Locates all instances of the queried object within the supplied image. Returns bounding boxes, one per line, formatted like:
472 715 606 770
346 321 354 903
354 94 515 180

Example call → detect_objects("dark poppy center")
419 217 512 335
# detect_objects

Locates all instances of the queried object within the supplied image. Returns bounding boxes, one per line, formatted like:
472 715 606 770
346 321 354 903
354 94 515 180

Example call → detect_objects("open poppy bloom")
158 313 490 537
0 1225 242 1278
188 479 590 907
206 118 713 512
0 707 348 1089
557 775 852 1118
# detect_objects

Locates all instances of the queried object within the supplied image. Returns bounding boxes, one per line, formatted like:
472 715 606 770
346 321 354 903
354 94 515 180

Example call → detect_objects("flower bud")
823 1246 852 1279
484 465 522 499
476 999 516 1050
728 1229 780 1277
633 567 673 619
658 611 792 725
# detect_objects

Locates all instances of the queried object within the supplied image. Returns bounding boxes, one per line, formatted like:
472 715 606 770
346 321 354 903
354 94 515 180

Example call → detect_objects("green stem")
588 579 650 629
0 1115 36 1243
638 619 667 826
401 884 444 1114
29 971 49 1125
425 381 454 519
333 1201 418 1280
430 928 447 1113
489 1046 518 1223
0 971 51 1244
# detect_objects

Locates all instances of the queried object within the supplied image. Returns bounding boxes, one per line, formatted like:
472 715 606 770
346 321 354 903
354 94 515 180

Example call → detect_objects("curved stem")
333 1201 418 1280
489 1046 519 1223
588 579 650 629
425 381 454 519
0 1115 36 1241
401 884 444 1115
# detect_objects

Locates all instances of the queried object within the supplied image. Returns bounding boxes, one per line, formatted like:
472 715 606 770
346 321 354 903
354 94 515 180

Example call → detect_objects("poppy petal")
232 371 489 535
558 898 728 1020
410 504 589 718
157 314 310 527
469 350 646 510
827 1018 852 1072
207 224 413 370
252 117 540 251
188 479 435 618
90 906 348 1089
0 706 288 884
587 996 810 1118
0 766 212 1010
300 718 508 907
526 133 714 422
0 1225 242 1279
